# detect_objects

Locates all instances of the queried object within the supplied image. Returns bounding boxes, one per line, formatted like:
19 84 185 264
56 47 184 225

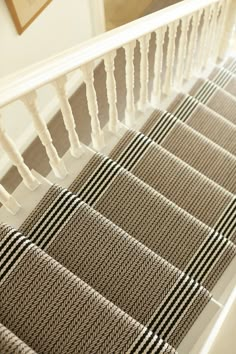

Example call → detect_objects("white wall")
0 0 95 77
0 0 105 178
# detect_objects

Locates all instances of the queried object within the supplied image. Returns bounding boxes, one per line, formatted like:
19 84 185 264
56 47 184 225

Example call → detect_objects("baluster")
213 0 228 61
81 62 105 150
22 92 68 179
0 184 21 215
104 50 119 132
53 76 82 158
175 16 191 88
206 2 222 66
196 6 211 73
202 5 215 69
219 0 236 59
0 114 39 190
123 41 136 126
163 20 179 96
138 33 151 111
185 10 202 80
151 26 166 106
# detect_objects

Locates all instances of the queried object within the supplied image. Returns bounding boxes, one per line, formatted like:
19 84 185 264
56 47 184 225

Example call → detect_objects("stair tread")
109 128 236 242
1 49 236 354
67 152 235 293
17 183 211 348
189 78 236 126
167 93 236 157
1 223 174 354
141 109 236 195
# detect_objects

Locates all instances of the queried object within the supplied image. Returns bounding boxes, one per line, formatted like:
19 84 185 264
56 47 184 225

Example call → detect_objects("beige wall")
104 0 153 30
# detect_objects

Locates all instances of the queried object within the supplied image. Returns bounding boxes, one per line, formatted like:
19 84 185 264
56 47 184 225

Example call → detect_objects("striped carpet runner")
0 58 236 353
69 153 235 291
0 223 175 354
167 93 236 157
141 109 236 194
19 184 211 348
110 129 236 243
189 59 236 124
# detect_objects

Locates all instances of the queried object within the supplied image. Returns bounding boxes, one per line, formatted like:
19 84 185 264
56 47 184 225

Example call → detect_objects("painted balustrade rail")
0 0 235 212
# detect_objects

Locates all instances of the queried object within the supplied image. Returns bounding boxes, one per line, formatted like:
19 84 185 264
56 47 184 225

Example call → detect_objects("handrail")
0 0 220 108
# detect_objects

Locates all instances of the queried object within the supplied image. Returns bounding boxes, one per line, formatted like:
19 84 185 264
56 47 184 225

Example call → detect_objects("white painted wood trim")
200 287 236 354
0 184 21 215
0 0 221 108
88 0 106 36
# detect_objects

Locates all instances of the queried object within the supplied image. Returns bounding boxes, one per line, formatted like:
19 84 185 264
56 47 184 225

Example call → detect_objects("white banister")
0 184 21 215
53 77 82 158
104 51 119 132
175 16 191 88
0 115 39 190
124 41 136 126
0 0 231 186
151 26 166 106
0 0 222 109
185 10 203 79
81 62 105 150
22 92 68 179
138 34 151 111
163 20 179 96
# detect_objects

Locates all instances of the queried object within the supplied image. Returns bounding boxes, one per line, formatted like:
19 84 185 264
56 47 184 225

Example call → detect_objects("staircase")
0 0 236 353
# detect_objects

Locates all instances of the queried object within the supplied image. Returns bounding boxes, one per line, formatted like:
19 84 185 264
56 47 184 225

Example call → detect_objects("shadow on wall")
104 0 182 30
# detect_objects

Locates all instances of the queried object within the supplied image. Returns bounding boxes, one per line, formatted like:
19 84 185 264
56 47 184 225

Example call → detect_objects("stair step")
1 61 236 353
